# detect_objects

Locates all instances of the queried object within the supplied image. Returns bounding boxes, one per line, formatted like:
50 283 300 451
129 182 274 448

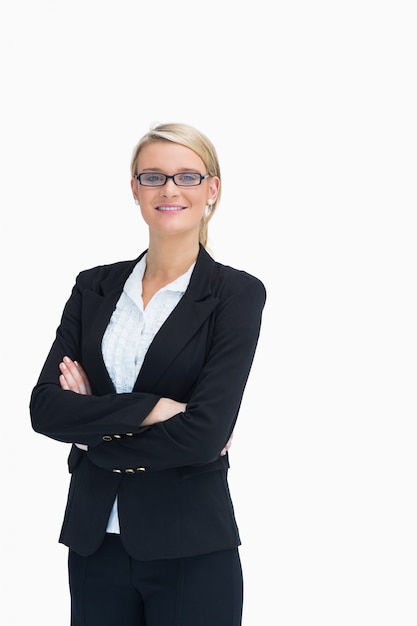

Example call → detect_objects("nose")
160 177 178 195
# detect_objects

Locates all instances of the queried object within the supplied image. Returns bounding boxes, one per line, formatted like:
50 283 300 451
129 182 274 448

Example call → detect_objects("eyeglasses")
134 172 210 187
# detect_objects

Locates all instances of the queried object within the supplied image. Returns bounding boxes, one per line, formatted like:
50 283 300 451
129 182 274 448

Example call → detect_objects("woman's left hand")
59 356 91 450
59 356 92 395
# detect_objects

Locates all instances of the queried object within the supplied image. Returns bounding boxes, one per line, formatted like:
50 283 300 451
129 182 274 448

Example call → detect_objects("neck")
145 235 200 281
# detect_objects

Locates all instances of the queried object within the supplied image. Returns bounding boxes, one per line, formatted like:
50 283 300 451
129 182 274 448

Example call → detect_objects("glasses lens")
174 173 201 186
139 173 166 186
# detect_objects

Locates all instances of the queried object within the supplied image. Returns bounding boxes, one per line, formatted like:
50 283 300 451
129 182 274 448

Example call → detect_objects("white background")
1 1 416 624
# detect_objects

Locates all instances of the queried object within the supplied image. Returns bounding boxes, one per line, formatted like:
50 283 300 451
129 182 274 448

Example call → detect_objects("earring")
207 199 214 206
134 198 139 205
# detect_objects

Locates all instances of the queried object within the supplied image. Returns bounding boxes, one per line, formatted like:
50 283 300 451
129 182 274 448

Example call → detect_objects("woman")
30 122 266 626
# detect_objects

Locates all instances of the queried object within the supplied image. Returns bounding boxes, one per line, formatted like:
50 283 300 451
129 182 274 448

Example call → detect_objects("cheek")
137 189 155 206
193 190 208 209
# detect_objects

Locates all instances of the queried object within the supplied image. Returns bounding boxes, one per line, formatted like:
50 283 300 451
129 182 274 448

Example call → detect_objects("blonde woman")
30 123 266 626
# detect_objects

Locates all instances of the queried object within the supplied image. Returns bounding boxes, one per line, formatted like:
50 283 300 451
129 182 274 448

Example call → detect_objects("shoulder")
213 262 267 312
199 248 266 304
215 259 265 293
74 252 146 293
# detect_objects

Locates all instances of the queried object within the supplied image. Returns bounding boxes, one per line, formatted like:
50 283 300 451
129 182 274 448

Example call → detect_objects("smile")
156 205 186 212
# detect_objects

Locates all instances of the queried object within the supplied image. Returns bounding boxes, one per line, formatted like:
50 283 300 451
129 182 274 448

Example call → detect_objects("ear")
208 176 220 202
130 178 139 203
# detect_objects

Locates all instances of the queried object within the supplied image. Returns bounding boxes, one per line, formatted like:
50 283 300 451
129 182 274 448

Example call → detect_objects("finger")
220 432 234 456
59 374 70 391
69 359 91 395
62 357 89 394
74 361 92 394
59 361 80 392
60 360 88 394
224 433 234 451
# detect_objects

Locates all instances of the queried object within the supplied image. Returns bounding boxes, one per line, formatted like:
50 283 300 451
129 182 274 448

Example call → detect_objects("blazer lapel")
133 245 219 393
81 255 145 393
82 246 218 395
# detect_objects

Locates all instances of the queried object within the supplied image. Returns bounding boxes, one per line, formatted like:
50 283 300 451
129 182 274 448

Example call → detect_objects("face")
131 142 219 240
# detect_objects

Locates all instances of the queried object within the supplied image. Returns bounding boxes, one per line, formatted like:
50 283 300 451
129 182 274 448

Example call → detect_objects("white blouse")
101 253 195 533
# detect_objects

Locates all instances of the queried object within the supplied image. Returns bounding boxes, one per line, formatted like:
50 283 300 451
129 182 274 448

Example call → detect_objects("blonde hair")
131 123 221 248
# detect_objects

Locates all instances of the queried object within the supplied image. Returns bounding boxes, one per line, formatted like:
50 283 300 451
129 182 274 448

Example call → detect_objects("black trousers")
69 534 243 626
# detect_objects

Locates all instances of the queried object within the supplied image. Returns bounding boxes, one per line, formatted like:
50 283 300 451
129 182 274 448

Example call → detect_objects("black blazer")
30 245 266 560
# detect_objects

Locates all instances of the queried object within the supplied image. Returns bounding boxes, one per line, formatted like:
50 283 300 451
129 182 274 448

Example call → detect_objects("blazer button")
136 467 146 472
102 435 112 441
112 469 122 474
125 433 134 436
125 468 135 474
113 434 122 439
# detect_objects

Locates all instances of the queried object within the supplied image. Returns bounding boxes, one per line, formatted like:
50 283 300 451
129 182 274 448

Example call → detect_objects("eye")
176 172 200 183
142 173 165 184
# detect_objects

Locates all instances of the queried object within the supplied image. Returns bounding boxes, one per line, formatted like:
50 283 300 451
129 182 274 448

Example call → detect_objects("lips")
156 205 186 212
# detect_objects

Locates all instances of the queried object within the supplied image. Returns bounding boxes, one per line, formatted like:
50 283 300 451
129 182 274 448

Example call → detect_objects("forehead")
137 141 205 172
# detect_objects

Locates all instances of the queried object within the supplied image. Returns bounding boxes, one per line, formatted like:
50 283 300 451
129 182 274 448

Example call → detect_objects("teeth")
157 206 184 211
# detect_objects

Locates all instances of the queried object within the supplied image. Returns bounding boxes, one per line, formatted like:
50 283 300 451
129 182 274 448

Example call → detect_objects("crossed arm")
59 356 233 456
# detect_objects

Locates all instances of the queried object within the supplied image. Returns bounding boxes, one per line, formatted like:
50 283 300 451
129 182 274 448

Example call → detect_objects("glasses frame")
134 172 210 187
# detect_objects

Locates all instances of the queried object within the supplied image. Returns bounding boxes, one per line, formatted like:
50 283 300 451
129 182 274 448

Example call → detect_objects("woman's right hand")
143 401 234 458
220 432 234 456
141 397 187 426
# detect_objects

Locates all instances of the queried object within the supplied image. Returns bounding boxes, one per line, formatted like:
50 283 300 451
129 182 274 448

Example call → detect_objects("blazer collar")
99 250 147 298
187 244 217 301
99 244 215 301
85 245 218 394
132 245 219 392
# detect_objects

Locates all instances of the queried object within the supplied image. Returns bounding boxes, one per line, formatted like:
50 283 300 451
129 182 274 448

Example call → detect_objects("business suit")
30 244 266 562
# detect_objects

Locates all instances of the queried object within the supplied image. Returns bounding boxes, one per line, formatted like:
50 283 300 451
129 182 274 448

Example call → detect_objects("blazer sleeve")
29 269 162 446
87 273 267 472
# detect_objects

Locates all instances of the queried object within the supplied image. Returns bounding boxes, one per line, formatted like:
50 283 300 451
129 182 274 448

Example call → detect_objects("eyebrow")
140 167 202 173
